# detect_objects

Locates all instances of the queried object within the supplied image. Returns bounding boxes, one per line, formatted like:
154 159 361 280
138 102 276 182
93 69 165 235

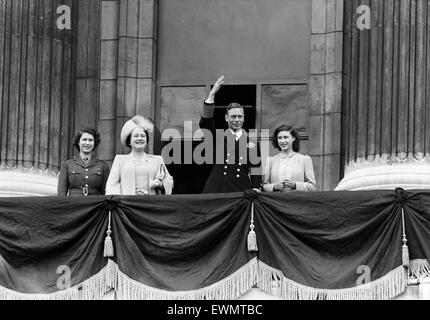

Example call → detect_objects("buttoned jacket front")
199 103 262 193
57 156 110 196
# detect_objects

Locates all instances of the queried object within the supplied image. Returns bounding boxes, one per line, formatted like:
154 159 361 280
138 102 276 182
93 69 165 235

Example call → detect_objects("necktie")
83 158 89 166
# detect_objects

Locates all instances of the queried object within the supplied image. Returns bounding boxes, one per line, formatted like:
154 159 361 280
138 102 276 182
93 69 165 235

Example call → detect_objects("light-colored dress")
105 153 173 195
263 152 317 192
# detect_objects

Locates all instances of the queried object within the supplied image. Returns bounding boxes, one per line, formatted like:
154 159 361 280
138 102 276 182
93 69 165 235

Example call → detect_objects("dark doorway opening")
213 84 257 131
166 84 257 194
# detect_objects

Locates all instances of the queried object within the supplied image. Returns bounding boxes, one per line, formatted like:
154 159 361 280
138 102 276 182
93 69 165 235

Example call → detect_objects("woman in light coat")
106 115 173 195
263 124 316 192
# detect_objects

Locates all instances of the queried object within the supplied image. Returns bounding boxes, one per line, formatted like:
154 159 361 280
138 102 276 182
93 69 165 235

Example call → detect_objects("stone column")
0 0 102 196
337 0 430 190
74 0 101 130
308 0 343 191
0 0 77 196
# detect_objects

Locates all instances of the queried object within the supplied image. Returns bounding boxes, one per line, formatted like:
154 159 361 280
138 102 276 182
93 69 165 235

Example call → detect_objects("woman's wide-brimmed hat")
120 115 154 147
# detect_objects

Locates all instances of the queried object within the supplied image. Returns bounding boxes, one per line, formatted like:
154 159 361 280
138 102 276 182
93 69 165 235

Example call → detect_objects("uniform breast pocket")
69 171 82 186
92 168 102 176
91 169 103 183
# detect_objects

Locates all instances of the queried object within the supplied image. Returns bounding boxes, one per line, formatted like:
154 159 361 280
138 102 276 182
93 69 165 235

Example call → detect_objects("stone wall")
98 0 158 160
308 0 343 191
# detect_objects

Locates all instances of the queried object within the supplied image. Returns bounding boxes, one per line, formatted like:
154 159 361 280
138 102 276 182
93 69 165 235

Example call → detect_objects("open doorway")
166 84 257 194
212 84 257 130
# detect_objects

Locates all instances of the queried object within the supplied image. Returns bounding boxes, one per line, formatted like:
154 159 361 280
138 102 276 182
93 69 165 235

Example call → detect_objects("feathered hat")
120 115 154 147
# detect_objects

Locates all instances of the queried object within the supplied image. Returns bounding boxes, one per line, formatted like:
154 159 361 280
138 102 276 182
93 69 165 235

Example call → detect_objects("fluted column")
338 0 430 190
0 0 77 196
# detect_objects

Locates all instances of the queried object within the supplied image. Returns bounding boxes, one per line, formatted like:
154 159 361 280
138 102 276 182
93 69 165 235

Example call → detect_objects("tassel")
402 242 409 268
248 228 257 252
104 210 114 258
247 202 258 252
401 208 409 268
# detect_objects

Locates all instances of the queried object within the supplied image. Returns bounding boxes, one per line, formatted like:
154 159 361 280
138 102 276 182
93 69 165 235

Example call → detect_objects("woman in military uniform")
57 127 110 196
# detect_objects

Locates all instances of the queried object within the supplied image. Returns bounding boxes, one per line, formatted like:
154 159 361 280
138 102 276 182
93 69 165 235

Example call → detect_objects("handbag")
154 163 167 195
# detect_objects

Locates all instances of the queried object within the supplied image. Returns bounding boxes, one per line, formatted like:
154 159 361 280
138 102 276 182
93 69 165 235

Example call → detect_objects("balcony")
0 188 429 300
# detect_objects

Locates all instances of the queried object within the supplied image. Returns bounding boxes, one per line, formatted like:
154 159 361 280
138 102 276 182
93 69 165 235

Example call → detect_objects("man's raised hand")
211 75 224 95
205 75 224 104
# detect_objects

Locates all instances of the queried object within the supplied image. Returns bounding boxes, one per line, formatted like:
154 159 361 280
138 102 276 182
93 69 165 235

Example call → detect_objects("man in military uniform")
199 75 262 193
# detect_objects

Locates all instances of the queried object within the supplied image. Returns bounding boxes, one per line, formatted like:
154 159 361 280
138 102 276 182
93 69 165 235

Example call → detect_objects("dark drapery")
254 191 403 295
0 196 108 296
401 191 430 260
0 189 429 299
112 193 255 291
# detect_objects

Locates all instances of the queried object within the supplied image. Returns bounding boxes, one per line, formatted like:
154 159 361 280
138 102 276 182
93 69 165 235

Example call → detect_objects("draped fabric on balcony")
0 193 257 300
0 189 429 300
0 196 113 299
254 191 405 299
399 191 430 281
111 193 257 299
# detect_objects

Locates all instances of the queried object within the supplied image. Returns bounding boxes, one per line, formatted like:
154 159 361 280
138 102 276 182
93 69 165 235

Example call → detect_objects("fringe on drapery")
115 257 259 300
257 261 407 300
0 257 415 300
409 259 430 281
0 259 118 300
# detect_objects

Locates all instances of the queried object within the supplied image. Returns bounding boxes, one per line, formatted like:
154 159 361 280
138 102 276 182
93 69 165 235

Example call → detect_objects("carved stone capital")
336 154 430 190
0 167 58 197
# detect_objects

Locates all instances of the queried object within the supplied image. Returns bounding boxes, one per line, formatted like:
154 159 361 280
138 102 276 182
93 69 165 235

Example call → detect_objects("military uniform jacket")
57 155 110 196
199 103 262 194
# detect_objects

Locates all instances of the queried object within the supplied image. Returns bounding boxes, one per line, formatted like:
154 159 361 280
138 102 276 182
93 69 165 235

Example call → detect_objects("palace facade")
0 0 430 300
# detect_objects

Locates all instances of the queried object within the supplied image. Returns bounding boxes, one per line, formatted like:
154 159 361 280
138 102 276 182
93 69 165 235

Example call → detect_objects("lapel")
225 129 236 144
239 131 249 159
87 155 98 168
73 155 85 168
224 129 248 144
224 129 250 161
238 130 248 143
147 154 158 177
122 154 136 194
272 153 281 181
74 154 97 168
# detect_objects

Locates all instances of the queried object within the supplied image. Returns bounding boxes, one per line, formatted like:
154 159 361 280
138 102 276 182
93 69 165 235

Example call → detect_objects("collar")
73 154 97 167
131 151 152 158
279 152 296 159
229 129 243 139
